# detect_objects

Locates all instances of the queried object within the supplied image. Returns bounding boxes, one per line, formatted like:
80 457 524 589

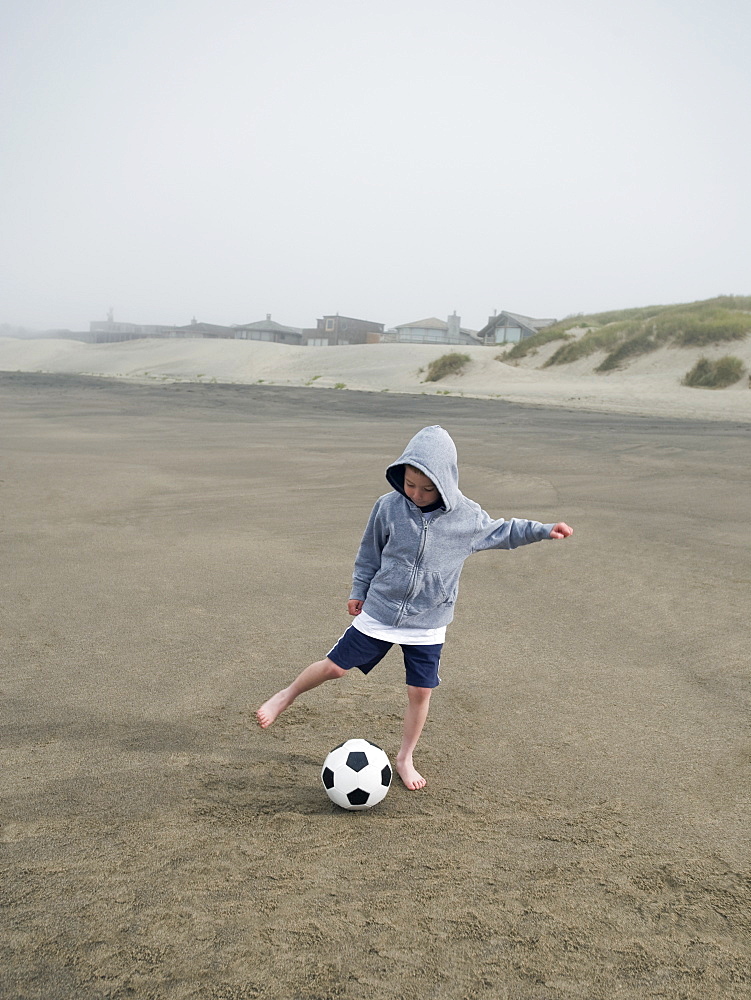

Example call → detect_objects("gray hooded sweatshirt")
350 425 556 629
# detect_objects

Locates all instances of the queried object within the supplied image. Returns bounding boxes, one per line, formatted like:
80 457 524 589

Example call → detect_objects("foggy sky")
2 0 749 332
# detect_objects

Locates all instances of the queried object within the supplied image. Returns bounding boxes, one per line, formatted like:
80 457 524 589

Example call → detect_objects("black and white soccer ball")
321 738 392 810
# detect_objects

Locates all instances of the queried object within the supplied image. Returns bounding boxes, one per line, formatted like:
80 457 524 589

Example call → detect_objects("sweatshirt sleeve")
471 509 556 552
350 498 389 601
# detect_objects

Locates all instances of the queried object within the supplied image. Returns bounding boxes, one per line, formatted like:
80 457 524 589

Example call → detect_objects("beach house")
233 315 303 345
477 311 557 345
390 313 479 346
302 315 385 346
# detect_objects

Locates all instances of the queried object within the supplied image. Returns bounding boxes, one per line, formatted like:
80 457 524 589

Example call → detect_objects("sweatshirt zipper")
396 517 431 625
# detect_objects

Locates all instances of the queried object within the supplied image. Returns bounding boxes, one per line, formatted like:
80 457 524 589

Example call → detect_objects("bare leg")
256 657 347 728
396 685 433 790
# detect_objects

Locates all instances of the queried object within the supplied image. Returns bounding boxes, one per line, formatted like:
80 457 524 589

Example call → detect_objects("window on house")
496 326 522 343
325 318 335 332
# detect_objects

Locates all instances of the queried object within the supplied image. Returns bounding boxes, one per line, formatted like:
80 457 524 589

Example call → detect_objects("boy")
257 425 573 790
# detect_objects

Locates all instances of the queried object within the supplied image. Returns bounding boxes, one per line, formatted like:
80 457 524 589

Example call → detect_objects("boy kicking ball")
257 425 573 790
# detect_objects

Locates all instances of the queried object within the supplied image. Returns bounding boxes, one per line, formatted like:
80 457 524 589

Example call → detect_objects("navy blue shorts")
327 625 442 689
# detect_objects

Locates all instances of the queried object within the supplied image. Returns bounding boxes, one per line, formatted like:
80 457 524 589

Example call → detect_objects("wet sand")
2 373 749 999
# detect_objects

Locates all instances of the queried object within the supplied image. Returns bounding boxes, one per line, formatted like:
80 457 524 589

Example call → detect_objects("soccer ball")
321 738 392 810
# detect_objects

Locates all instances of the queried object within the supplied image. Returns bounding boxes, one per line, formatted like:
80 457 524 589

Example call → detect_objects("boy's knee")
407 684 433 702
324 658 347 679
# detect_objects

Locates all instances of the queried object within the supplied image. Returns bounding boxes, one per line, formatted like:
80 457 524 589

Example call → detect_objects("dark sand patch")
2 374 749 999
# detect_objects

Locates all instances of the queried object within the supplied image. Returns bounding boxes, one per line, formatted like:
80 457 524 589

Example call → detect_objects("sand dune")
2 334 750 422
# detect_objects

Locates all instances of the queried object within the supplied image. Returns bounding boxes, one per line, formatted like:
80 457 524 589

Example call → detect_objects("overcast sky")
2 0 749 332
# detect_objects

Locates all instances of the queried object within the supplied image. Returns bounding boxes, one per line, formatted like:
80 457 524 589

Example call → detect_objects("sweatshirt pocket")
405 571 454 617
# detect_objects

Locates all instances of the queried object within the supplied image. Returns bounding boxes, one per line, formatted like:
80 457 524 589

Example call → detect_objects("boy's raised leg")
396 685 432 790
256 657 347 728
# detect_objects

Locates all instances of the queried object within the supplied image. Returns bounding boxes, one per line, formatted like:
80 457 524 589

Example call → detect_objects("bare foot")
396 755 427 790
256 689 293 729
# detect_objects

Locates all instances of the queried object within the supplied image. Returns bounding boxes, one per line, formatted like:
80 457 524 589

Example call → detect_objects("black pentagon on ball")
346 751 369 772
381 764 392 786
347 788 370 806
322 767 335 789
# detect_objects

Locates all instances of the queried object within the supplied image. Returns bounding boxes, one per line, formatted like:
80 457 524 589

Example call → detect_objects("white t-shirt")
352 609 446 646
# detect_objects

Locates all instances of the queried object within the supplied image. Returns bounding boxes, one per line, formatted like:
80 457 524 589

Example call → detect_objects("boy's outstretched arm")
473 514 572 551
549 522 574 539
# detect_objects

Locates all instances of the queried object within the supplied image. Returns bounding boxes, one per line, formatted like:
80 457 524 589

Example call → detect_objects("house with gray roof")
391 312 479 345
233 315 303 345
477 311 557 345
162 319 236 338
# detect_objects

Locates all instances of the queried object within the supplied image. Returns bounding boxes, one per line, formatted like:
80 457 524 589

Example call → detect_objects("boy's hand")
549 522 573 539
348 600 364 616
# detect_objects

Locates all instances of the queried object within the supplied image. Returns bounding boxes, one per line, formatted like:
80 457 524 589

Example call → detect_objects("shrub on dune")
682 355 746 388
424 353 470 382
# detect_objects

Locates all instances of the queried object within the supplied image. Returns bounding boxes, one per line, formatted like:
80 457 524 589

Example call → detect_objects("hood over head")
386 425 460 511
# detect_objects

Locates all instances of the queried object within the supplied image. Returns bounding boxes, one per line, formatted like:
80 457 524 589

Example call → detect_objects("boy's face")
403 466 439 507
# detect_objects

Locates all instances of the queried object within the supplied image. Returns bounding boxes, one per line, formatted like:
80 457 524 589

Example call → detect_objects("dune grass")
501 326 574 361
537 296 751 372
424 352 470 382
682 355 746 388
544 323 633 367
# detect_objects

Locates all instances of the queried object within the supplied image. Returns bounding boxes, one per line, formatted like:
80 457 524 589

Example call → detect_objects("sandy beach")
1 334 750 424
1 372 749 999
